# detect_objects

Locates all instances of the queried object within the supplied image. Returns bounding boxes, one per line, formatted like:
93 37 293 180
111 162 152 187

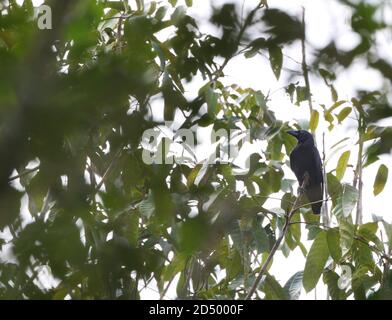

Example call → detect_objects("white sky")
9 0 392 300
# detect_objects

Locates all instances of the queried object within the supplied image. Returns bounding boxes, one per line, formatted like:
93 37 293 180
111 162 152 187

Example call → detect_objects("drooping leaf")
373 164 388 196
283 271 303 300
268 44 283 80
303 231 329 293
323 270 348 300
332 184 358 218
337 107 352 123
382 222 392 249
338 217 355 252
309 110 319 133
206 86 218 116
263 274 289 300
327 228 342 263
138 191 155 218
336 151 350 181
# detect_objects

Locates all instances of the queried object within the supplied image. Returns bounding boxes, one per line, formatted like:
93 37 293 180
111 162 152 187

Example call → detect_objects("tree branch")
8 165 40 182
354 115 364 225
245 180 307 300
322 133 330 227
301 7 313 114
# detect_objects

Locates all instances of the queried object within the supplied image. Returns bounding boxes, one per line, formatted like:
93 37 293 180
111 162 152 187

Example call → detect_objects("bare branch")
245 180 307 300
301 7 313 113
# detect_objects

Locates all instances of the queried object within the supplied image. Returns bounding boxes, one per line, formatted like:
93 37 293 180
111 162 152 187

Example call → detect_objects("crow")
287 130 323 214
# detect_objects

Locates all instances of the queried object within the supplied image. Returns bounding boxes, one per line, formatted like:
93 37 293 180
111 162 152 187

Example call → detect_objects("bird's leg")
298 171 310 193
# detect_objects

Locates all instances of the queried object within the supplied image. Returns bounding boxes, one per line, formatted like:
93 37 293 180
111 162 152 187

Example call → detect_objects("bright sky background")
8 0 392 300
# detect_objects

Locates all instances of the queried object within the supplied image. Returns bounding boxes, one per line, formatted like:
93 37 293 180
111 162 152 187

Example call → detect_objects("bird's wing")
289 147 304 185
306 183 323 214
311 145 323 184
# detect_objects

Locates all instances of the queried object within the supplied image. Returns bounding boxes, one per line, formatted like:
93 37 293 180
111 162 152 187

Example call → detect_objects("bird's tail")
311 202 322 215
306 184 323 215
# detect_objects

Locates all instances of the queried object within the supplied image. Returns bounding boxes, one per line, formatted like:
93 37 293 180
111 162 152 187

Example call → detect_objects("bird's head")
286 130 314 144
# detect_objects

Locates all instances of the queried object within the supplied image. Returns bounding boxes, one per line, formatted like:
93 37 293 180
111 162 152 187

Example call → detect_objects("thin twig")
95 146 124 191
301 7 313 113
245 180 307 300
8 165 40 182
212 2 264 83
355 115 363 225
160 277 175 300
322 132 330 227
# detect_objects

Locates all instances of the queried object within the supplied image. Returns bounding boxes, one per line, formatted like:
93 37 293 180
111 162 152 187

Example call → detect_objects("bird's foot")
302 172 310 188
298 186 306 194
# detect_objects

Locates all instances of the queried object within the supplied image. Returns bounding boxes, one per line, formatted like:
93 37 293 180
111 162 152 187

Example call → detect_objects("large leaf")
373 164 388 196
327 228 342 263
338 217 355 252
263 274 289 300
327 173 342 207
283 271 303 300
332 184 358 218
382 221 392 249
303 231 329 293
323 270 348 300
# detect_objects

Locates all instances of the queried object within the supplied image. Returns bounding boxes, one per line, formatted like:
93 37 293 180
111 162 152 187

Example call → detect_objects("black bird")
287 130 323 214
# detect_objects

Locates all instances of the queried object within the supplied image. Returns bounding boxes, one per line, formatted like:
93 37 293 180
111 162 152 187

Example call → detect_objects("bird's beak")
286 130 299 138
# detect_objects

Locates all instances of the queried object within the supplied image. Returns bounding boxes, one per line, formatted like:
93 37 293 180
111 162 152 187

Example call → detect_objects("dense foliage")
0 0 392 299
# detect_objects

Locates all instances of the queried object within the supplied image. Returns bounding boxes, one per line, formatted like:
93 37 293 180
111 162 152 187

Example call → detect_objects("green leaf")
284 271 303 300
252 226 270 254
309 110 319 133
185 0 193 7
303 231 329 292
323 270 347 300
171 5 186 25
186 164 202 187
339 217 355 252
331 85 338 102
332 184 358 218
382 222 392 249
330 137 350 150
327 228 342 263
268 44 283 80
295 86 308 106
336 151 350 181
319 68 336 82
326 100 346 114
163 253 187 281
263 274 289 300
138 191 155 218
327 172 342 207
353 242 374 268
337 107 352 123
155 6 168 21
169 0 178 6
357 222 383 251
206 87 218 116
373 164 388 196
